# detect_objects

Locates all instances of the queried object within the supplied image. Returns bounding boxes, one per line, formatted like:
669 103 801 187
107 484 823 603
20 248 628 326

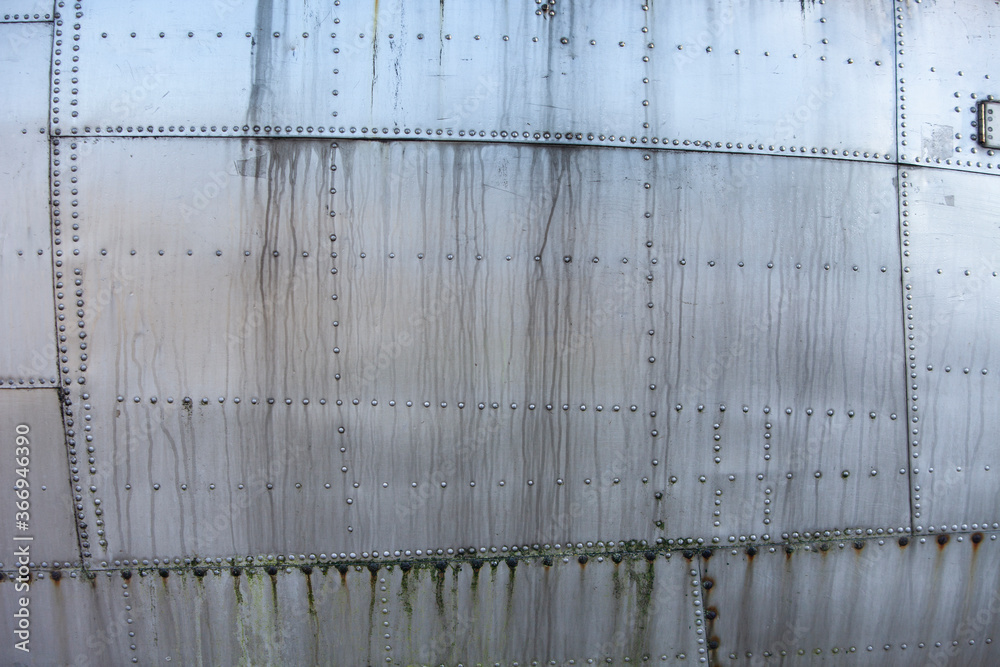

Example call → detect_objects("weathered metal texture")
701 532 1000 666
0 389 80 565
0 552 699 666
333 0 647 140
0 569 128 667
74 0 339 136
71 0 896 167
75 136 907 563
0 22 56 385
5 0 1000 665
902 166 1000 534
0 1 52 22
896 0 1000 176
644 0 896 161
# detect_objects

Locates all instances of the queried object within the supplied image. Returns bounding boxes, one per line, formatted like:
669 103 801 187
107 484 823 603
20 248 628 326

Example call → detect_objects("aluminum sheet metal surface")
0 22 56 385
0 389 80 566
75 0 338 134
903 166 1000 535
701 531 1000 666
75 137 906 562
0 1 52 22
643 0 895 160
897 0 1000 176
0 551 698 666
71 0 895 167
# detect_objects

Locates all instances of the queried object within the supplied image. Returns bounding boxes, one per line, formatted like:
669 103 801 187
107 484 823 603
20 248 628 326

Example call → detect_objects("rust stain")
937 534 950 550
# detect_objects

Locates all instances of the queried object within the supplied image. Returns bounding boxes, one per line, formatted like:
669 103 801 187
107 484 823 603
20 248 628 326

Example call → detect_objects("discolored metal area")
75 1 338 135
0 389 80 565
902 166 1000 533
77 138 906 562
0 550 698 666
4 0 1000 665
0 22 56 385
0 568 128 667
701 532 1000 666
896 0 1000 175
72 0 898 165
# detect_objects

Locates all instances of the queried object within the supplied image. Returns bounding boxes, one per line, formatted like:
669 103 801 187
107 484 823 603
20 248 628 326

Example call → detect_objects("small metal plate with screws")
977 100 1000 148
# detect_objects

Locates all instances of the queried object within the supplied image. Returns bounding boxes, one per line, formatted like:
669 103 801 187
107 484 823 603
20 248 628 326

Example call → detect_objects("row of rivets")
17 529 998 577
50 2 96 568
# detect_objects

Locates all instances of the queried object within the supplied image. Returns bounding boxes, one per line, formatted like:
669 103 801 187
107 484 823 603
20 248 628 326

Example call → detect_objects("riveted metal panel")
896 0 1000 176
71 0 898 167
333 0 647 140
0 570 128 666
74 1 338 136
91 400 658 560
645 0 896 162
902 166 1000 534
701 532 1000 665
0 389 79 565
1 552 699 666
76 137 906 562
0 23 56 385
74 137 336 399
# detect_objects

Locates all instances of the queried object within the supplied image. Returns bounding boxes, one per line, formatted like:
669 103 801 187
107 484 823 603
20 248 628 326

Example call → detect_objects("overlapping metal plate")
0 22 56 385
1 551 699 666
902 166 1000 534
0 389 79 565
71 0 895 165
896 0 1000 176
74 136 906 562
701 531 1000 666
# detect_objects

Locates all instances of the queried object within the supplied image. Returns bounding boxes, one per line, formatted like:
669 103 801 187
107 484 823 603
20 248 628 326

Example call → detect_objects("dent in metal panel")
701 533 1000 665
0 389 79 565
0 24 55 384
897 0 1000 175
903 166 1000 533
75 2 338 134
645 0 895 160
